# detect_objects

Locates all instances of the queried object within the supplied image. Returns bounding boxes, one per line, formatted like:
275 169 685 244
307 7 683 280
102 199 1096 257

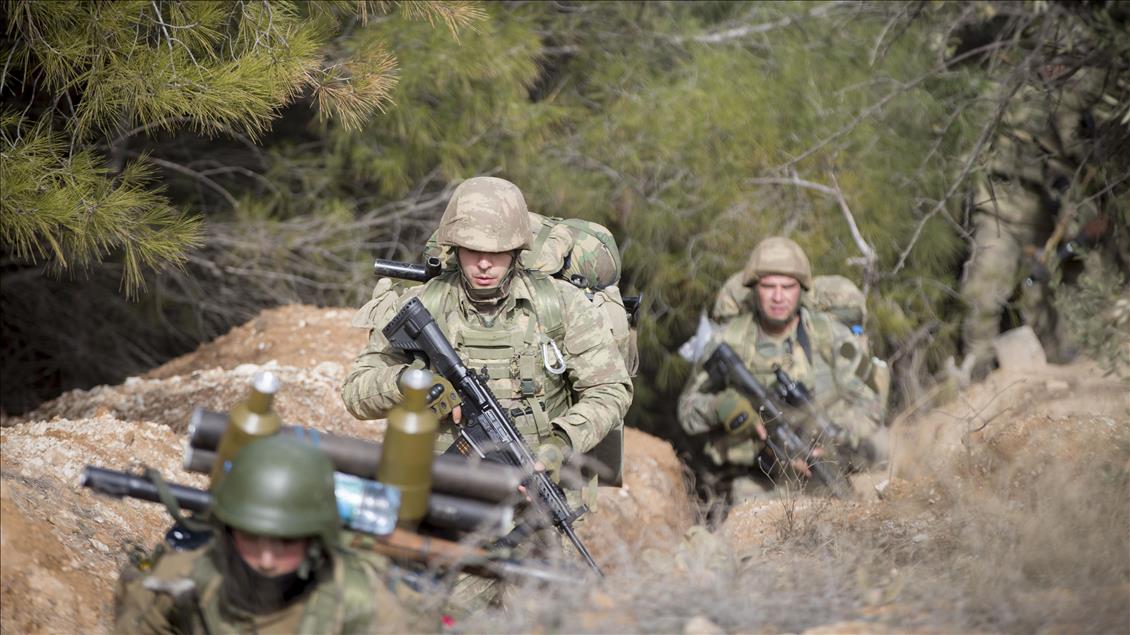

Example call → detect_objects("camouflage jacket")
342 270 632 455
677 307 884 466
973 68 1113 225
113 545 426 635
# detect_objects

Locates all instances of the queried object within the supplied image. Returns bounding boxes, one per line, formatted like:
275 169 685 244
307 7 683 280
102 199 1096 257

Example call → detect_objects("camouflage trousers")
961 208 1077 374
442 499 591 619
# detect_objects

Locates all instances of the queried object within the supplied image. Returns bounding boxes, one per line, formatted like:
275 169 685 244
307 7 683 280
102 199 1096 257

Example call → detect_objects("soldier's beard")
215 531 323 615
757 306 799 334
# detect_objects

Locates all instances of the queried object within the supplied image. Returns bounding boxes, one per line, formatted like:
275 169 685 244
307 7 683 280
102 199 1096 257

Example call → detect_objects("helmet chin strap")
459 253 518 310
296 541 323 581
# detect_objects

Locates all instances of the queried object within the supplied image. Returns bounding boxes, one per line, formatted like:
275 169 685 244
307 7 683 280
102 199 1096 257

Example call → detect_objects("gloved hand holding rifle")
704 342 853 498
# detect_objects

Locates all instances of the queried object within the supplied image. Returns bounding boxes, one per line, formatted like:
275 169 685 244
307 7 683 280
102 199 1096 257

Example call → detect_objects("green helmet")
436 176 532 252
741 236 813 290
212 436 339 547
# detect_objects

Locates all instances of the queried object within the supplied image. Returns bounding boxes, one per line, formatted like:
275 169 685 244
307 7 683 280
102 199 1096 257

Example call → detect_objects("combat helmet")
436 176 532 252
741 236 813 290
212 436 339 548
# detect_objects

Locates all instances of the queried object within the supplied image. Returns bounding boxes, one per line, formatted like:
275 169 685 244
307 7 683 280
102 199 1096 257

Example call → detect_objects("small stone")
684 616 724 635
992 326 1047 371
874 479 890 500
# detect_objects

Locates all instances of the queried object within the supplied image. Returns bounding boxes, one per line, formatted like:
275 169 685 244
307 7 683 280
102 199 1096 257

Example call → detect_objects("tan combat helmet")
741 236 813 290
436 177 532 252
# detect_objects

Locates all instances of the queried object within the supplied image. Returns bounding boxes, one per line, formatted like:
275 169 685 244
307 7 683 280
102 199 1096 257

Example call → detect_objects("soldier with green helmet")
678 237 888 499
113 437 426 634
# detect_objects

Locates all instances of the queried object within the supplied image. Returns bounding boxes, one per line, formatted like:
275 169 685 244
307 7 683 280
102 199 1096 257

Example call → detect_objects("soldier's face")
756 275 801 328
458 248 514 289
232 529 309 577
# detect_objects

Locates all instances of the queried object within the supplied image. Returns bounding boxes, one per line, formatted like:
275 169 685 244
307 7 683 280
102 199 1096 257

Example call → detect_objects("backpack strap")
529 216 562 263
796 318 813 363
419 271 460 317
800 309 837 366
524 272 566 344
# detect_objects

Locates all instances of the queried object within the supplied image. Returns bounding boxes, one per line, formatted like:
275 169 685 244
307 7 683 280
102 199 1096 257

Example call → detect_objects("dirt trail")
2 304 1127 634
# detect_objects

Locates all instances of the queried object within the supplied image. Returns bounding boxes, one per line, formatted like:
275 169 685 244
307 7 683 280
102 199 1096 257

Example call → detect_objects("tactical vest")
419 270 573 452
720 309 857 401
422 212 638 377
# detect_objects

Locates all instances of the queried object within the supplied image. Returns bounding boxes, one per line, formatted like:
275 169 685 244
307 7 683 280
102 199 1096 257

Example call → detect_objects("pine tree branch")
668 2 847 45
124 152 238 210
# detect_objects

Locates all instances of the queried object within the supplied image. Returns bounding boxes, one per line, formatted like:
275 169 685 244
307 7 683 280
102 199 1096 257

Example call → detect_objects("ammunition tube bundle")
187 408 522 504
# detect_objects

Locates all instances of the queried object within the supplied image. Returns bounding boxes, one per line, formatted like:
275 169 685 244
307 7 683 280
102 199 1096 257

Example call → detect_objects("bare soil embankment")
1 305 693 634
2 304 1127 634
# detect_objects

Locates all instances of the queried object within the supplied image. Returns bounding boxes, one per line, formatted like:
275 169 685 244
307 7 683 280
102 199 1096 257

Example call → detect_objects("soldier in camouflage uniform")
343 176 632 481
678 237 887 497
114 437 426 634
343 178 630 613
957 65 1123 380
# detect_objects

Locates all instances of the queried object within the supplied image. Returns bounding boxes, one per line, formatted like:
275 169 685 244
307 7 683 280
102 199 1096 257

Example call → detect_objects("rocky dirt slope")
2 305 1128 634
1 305 693 634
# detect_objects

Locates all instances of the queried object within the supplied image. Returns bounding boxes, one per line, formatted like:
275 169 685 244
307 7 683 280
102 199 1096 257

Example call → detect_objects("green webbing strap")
519 316 539 397
529 217 559 265
144 468 211 533
420 272 457 316
298 556 347 635
526 274 565 343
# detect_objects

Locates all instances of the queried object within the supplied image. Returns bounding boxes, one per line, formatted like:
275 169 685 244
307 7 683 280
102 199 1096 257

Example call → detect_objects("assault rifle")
382 297 603 576
373 258 642 325
704 343 853 498
80 466 579 586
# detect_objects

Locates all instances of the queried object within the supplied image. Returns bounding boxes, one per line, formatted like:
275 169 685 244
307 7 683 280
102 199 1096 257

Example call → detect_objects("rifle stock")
382 297 603 576
704 343 853 499
347 530 582 586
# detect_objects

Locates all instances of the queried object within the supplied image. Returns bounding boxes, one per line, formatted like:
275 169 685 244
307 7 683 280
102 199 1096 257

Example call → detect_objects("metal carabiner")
541 336 567 375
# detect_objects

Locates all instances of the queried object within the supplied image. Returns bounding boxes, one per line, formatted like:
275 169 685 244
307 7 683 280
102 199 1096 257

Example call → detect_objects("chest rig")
723 310 848 402
421 272 572 449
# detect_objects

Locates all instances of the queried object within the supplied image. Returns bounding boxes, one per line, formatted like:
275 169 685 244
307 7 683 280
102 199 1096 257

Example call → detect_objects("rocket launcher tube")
82 466 513 537
187 408 522 504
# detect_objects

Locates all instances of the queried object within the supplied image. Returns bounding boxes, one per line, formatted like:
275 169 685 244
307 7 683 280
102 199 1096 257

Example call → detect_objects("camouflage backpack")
423 211 638 377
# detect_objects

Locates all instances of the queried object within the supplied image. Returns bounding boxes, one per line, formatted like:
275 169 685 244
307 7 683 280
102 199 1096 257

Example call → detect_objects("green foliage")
0 0 484 412
1 0 483 288
3 0 1126 428
1 113 202 294
1056 252 1130 379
